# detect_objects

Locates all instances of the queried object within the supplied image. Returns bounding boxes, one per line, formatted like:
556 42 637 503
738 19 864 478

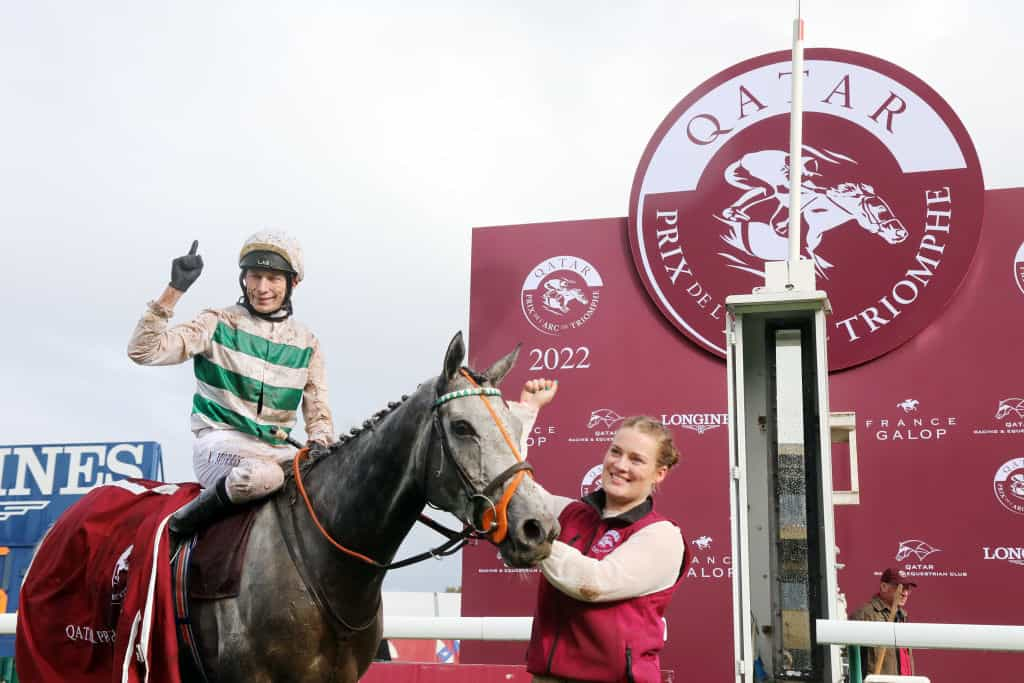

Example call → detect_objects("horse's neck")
302 389 433 568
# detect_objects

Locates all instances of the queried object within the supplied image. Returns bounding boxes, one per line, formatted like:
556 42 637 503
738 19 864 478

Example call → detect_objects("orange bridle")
291 369 532 568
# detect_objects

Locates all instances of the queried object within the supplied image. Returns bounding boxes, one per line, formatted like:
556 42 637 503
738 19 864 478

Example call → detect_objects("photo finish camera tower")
726 260 843 683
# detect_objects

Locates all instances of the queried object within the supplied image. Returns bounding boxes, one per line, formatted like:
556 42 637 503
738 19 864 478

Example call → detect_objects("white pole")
816 619 1024 652
382 616 533 641
787 5 805 268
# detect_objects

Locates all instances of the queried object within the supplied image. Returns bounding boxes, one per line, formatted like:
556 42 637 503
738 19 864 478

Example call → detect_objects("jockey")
128 230 335 536
718 150 827 234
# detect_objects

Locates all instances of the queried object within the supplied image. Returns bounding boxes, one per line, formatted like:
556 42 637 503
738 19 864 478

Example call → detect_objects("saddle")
171 501 263 683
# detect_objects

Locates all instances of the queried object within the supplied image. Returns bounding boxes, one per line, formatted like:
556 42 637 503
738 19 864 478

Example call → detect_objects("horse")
22 332 558 683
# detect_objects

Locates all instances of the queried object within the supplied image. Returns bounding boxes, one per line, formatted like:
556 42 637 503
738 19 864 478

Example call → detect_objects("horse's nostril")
521 518 545 545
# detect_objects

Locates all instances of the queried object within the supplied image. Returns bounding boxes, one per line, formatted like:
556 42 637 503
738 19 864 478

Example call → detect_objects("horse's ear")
442 331 466 383
482 343 520 387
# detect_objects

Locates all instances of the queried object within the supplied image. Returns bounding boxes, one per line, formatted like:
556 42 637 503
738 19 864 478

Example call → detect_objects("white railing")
816 619 1024 652
0 613 533 641
384 616 531 641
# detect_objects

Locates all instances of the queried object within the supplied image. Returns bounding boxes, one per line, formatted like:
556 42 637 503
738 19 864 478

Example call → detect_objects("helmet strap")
238 270 294 321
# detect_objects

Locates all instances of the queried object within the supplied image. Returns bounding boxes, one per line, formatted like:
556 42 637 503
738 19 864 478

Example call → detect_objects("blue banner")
0 442 163 546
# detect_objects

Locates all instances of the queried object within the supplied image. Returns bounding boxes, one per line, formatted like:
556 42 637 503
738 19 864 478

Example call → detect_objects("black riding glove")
170 240 204 292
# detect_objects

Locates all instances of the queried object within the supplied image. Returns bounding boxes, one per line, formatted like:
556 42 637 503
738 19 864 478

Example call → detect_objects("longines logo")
893 538 967 578
687 534 732 580
662 412 729 435
863 399 958 441
628 49 983 370
521 256 603 336
982 546 1024 567
972 397 1024 436
993 458 1024 515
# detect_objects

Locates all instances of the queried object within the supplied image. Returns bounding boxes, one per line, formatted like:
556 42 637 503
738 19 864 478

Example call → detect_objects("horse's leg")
191 504 381 682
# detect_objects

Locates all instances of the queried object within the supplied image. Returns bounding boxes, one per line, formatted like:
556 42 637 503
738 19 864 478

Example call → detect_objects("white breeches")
192 429 294 503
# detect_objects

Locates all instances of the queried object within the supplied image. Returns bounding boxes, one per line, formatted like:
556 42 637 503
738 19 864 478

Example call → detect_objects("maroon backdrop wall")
463 189 1024 682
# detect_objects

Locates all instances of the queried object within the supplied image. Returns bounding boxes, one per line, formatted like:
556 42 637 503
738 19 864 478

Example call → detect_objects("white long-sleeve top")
508 401 685 603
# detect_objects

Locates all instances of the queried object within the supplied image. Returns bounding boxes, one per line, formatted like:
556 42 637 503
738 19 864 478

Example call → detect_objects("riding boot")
169 477 233 538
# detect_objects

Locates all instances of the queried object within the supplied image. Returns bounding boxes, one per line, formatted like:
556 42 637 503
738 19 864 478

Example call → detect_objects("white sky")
2 1 1019 591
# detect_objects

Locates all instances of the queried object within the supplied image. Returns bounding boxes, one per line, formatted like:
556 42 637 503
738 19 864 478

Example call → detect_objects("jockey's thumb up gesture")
520 378 558 412
170 240 204 293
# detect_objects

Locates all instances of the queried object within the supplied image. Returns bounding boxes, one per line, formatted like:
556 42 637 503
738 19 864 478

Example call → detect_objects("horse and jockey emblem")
716 146 908 277
1011 473 1024 499
897 399 920 413
692 535 713 550
628 49 984 371
542 278 589 315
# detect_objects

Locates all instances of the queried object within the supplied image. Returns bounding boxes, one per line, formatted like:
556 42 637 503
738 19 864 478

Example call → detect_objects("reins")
290 369 532 570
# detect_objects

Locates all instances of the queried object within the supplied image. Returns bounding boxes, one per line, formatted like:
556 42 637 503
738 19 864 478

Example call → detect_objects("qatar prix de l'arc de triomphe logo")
628 49 984 370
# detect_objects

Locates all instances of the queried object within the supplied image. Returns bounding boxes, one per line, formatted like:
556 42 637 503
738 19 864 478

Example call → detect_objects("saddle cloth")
16 479 201 683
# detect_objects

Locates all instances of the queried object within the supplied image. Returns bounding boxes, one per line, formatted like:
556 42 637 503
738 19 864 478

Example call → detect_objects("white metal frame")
726 290 842 683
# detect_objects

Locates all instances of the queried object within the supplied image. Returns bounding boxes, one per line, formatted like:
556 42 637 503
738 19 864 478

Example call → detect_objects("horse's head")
827 182 909 245
426 332 557 568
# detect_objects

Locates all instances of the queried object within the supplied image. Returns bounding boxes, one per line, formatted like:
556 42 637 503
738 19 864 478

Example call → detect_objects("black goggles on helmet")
239 250 295 274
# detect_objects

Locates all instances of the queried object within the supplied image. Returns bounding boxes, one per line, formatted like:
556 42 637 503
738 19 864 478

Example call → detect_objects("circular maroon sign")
628 49 984 370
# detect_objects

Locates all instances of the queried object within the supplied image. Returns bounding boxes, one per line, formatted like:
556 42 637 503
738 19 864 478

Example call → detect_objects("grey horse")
183 332 557 682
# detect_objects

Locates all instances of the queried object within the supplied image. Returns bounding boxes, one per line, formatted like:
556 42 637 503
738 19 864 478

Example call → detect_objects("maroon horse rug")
17 479 201 683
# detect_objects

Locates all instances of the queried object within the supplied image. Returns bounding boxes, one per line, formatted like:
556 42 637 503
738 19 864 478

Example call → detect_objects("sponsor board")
629 49 983 370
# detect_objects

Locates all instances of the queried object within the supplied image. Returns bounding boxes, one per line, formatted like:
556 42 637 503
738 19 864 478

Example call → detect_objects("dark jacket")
849 595 915 675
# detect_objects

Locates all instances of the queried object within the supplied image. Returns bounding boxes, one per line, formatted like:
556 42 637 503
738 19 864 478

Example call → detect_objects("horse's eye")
450 420 477 438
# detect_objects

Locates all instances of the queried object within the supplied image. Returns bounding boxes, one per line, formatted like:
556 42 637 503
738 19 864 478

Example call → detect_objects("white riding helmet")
238 229 305 283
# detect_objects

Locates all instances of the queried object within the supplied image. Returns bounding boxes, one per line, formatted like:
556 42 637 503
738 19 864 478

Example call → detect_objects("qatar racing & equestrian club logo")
629 49 984 370
521 256 603 336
